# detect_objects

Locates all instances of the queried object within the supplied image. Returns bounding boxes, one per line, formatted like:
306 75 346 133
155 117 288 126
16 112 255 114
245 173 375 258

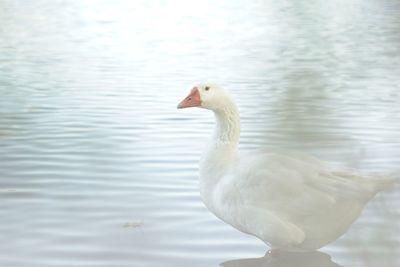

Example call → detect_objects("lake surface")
0 0 399 266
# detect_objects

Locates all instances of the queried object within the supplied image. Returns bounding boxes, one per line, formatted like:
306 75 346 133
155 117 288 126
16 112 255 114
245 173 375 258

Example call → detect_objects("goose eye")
205 86 210 91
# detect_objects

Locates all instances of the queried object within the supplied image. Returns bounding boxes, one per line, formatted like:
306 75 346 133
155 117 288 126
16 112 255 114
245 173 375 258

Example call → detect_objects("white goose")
177 83 393 251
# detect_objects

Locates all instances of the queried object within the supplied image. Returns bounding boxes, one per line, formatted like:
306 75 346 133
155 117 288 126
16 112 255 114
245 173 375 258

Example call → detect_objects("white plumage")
178 83 393 251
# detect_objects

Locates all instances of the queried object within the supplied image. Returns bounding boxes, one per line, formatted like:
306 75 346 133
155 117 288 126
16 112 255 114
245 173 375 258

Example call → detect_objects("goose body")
177 84 392 251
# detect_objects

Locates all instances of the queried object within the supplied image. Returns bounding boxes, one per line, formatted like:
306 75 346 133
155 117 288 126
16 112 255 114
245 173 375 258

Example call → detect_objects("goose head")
177 83 240 145
177 83 232 111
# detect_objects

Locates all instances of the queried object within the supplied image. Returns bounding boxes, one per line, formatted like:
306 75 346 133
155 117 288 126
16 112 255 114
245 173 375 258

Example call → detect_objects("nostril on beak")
188 97 192 100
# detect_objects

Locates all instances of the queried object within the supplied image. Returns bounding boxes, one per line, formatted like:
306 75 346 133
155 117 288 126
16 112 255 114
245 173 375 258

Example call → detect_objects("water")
0 0 399 266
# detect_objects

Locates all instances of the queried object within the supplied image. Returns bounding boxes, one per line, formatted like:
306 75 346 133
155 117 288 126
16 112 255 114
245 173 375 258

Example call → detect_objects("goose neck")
213 104 240 147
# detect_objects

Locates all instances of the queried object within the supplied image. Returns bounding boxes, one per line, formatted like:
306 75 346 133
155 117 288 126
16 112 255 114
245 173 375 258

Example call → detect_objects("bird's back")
213 149 394 250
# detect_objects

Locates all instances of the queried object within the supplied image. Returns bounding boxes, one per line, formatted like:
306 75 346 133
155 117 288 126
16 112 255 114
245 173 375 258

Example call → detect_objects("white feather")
187 84 394 251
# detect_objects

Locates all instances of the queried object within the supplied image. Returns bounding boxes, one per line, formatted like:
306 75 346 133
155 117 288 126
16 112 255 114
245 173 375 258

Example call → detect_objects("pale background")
0 0 399 266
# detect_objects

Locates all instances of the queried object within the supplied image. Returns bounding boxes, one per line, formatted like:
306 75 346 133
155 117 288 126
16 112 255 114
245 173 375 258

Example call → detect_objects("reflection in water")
221 251 343 267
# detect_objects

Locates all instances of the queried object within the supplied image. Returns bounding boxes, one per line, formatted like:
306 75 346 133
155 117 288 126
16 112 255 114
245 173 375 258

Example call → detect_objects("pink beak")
177 87 201 109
